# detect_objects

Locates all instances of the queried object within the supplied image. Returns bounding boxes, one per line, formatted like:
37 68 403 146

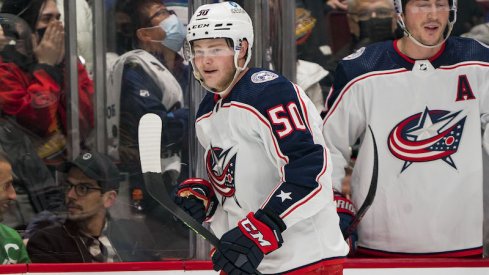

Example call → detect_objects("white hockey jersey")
323 37 489 257
196 68 348 273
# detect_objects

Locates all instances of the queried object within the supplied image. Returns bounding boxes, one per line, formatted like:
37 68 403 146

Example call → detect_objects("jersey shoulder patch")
251 70 279 83
343 47 366 61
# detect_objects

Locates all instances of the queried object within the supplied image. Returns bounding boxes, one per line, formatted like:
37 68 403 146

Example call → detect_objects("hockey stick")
343 125 379 239
138 113 221 245
138 113 263 275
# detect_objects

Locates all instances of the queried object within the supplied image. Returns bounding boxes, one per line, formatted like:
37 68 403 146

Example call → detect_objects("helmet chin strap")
397 14 454 50
193 65 246 96
215 67 244 96
194 51 248 96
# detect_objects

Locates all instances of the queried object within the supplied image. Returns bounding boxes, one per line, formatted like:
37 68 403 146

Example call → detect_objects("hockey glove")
212 209 286 275
172 178 218 223
334 191 358 255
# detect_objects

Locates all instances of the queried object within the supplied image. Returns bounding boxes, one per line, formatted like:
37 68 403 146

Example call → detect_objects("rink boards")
1 259 489 274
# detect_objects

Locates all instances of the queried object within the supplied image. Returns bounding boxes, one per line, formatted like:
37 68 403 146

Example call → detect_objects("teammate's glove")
172 178 218 223
334 191 357 255
212 209 286 275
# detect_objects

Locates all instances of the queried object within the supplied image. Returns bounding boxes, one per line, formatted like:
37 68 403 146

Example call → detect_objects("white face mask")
159 14 186 52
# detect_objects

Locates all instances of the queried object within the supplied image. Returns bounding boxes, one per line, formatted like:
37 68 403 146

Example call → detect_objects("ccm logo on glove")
238 212 281 254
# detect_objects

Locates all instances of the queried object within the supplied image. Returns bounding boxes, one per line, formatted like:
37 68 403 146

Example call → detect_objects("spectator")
0 151 30 264
0 12 65 227
323 0 398 89
0 0 94 165
296 0 342 68
27 151 159 262
295 6 330 113
105 0 189 255
323 0 488 257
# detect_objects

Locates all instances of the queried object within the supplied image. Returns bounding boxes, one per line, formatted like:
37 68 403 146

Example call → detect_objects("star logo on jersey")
205 145 238 198
388 107 466 172
276 190 292 202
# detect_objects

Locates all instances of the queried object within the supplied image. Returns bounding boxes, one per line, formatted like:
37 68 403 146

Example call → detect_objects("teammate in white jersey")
172 2 348 274
323 0 489 257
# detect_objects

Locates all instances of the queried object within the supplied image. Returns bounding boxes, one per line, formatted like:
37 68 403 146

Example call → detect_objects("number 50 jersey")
195 68 348 274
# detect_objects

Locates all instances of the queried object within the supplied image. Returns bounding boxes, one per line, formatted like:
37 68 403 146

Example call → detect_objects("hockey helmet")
185 1 254 91
393 0 457 47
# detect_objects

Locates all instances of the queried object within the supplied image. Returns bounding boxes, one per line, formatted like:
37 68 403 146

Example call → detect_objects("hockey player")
173 2 348 274
323 0 489 257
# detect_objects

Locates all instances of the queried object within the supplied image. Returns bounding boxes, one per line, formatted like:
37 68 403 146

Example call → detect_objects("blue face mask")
159 14 186 52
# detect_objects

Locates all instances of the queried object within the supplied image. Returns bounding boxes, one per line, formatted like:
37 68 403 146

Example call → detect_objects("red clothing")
0 58 94 139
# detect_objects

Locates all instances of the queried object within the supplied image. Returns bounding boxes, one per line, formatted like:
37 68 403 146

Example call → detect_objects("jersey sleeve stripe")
260 180 285 209
293 83 312 133
439 62 489 70
324 85 335 113
196 111 213 123
315 146 328 182
292 83 330 181
280 183 323 219
294 84 328 178
323 69 408 125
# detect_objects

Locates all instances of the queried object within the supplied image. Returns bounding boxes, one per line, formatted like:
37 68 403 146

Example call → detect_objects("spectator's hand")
326 0 348 11
34 20 65 66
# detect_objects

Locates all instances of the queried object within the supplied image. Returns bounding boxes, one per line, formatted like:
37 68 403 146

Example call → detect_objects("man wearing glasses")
0 152 30 264
26 151 159 262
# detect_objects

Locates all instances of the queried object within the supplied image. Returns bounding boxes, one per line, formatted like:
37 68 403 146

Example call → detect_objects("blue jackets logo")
388 107 466 172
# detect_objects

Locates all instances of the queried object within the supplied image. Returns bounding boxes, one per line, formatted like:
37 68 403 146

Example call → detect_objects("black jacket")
27 218 160 263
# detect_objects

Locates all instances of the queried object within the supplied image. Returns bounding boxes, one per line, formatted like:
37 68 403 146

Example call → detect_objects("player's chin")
203 80 219 91
419 35 443 47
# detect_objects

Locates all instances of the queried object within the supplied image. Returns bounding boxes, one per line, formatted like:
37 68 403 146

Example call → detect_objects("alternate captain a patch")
388 107 467 172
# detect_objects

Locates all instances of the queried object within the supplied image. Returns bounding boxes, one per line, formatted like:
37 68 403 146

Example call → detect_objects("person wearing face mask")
105 0 190 257
0 1 93 228
321 0 399 91
0 0 95 164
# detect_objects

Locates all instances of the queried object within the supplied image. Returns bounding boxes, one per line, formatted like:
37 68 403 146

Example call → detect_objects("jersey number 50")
267 103 307 138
